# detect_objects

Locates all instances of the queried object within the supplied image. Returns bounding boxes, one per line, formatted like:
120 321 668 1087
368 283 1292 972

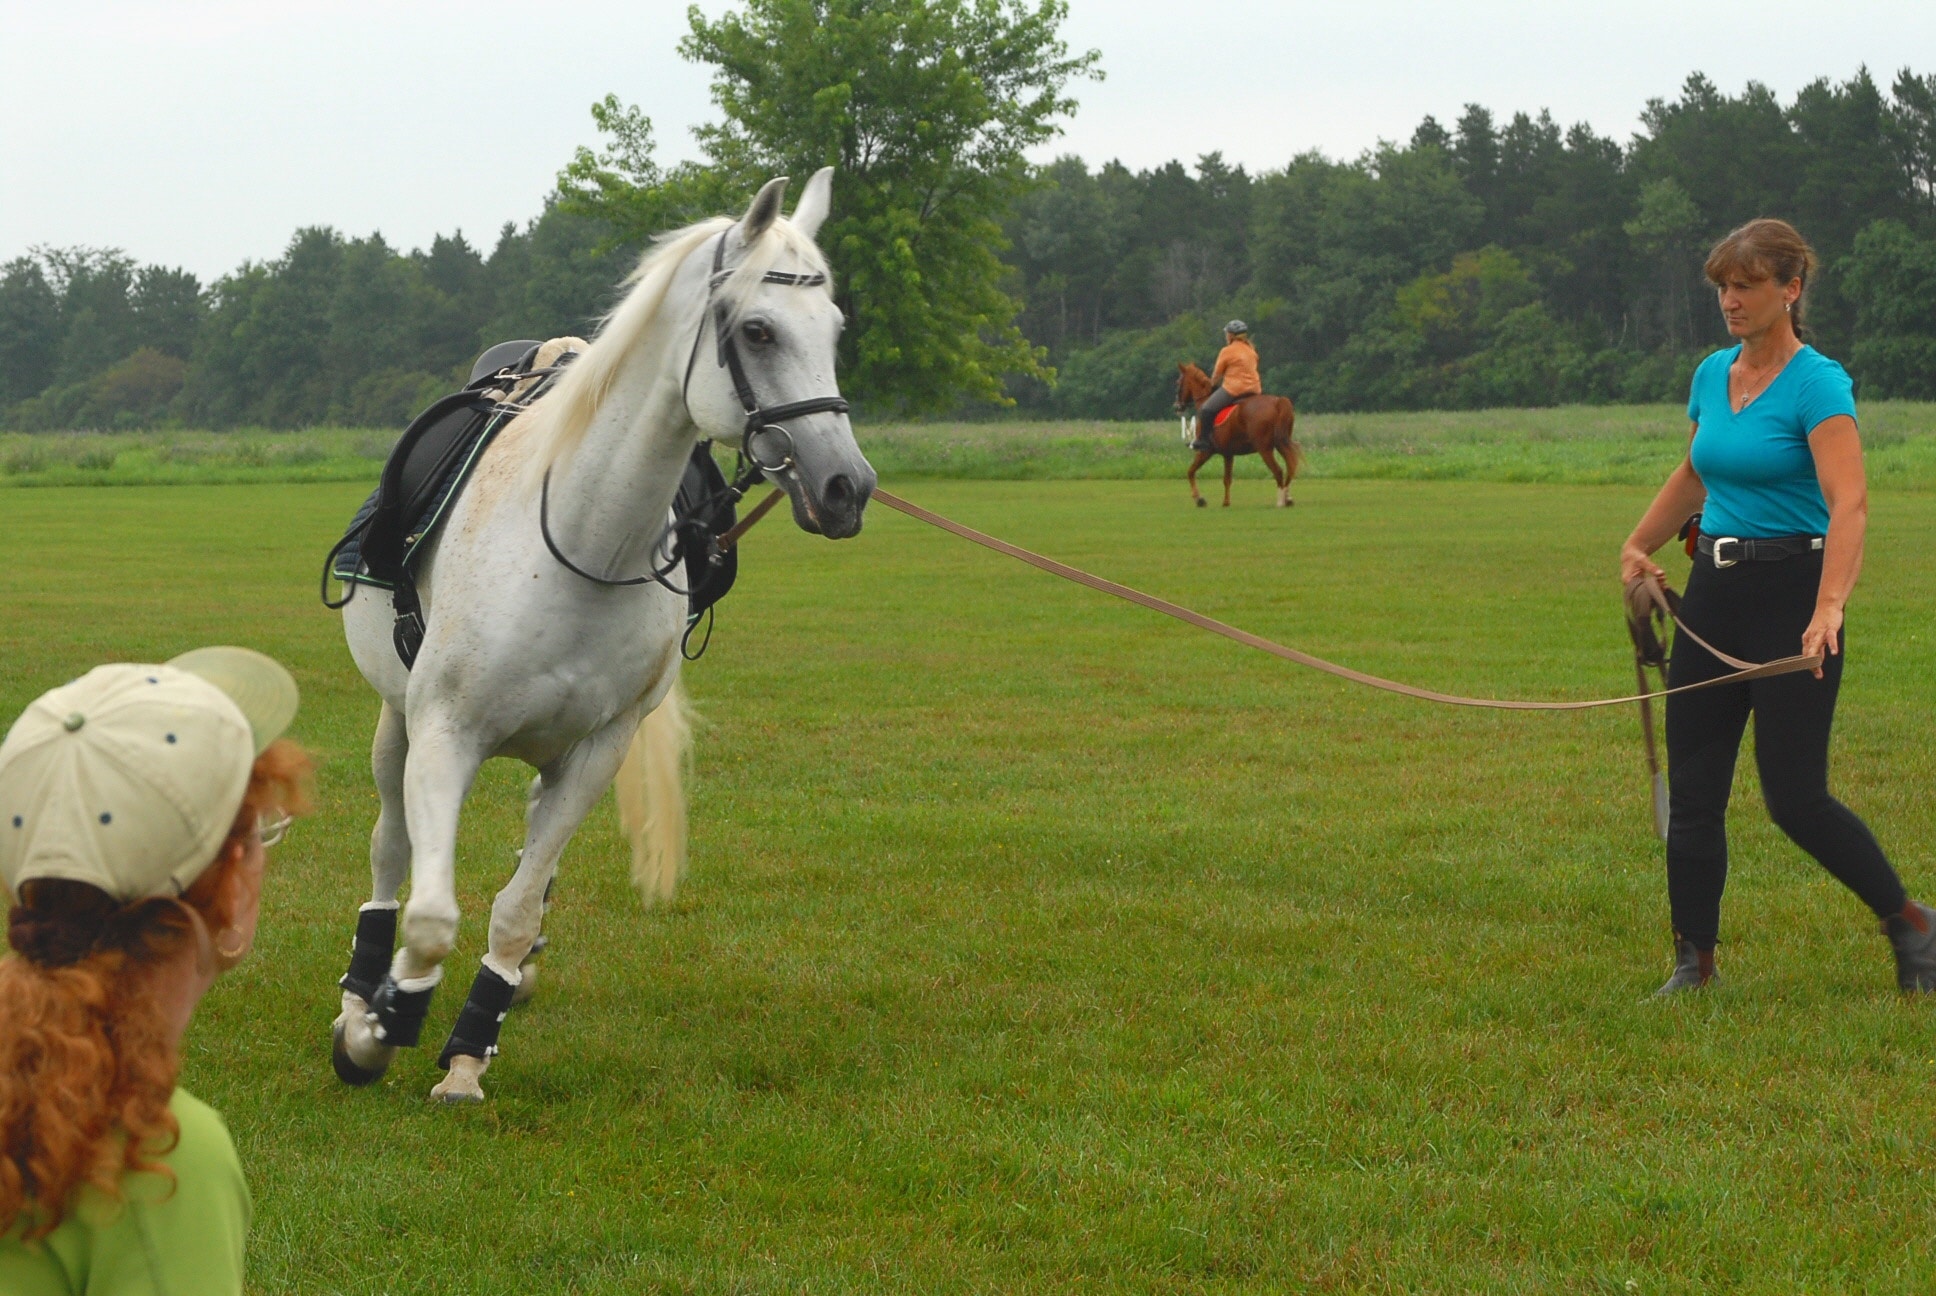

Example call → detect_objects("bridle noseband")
540 230 849 591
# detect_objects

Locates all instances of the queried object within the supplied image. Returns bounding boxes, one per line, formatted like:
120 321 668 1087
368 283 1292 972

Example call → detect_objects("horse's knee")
402 899 459 966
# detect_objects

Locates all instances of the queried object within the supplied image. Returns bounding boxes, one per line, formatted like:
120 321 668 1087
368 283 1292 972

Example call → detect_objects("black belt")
1696 533 1824 568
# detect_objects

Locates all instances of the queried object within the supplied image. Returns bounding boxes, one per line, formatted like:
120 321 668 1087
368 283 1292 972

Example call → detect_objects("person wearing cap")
0 647 307 1295
1191 321 1262 452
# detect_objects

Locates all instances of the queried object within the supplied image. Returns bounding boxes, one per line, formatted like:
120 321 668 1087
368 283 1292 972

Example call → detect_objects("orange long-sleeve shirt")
1211 338 1261 396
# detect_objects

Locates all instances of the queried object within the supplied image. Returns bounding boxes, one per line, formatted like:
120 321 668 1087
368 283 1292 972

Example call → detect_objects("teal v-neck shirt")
1687 344 1855 538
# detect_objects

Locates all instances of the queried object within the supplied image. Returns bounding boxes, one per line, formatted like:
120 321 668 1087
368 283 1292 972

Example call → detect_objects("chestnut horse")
1174 363 1300 508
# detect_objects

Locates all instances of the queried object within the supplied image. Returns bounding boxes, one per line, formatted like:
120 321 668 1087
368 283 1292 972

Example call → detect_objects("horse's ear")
734 176 790 248
790 167 834 242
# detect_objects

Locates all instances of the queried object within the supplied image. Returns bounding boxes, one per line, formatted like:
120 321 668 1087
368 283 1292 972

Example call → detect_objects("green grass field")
6 468 1936 1292
9 399 1936 490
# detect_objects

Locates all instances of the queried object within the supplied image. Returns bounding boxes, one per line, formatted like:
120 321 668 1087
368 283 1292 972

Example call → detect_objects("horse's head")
684 169 874 539
1174 362 1209 412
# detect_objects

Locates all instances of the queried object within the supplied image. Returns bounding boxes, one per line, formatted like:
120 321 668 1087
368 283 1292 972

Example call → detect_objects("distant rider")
1192 321 1261 452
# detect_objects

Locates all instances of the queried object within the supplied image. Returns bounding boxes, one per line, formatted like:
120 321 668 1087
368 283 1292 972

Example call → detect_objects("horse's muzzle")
785 459 875 539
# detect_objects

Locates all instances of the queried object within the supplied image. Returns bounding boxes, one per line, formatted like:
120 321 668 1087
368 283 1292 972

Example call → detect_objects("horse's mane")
531 212 833 474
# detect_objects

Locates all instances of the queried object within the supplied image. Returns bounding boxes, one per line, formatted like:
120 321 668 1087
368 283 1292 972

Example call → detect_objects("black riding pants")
1197 387 1237 441
1664 549 1904 949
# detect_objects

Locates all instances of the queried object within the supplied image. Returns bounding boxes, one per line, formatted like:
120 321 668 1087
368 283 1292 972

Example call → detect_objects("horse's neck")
540 328 698 578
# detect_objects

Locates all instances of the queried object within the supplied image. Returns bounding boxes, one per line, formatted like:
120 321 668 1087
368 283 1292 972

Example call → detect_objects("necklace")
1730 345 1798 412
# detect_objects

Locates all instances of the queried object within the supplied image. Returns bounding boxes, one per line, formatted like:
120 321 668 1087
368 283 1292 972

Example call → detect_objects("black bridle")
539 230 850 592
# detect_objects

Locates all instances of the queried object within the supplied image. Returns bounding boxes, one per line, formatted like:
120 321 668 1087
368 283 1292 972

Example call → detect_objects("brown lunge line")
870 487 1821 712
717 489 786 550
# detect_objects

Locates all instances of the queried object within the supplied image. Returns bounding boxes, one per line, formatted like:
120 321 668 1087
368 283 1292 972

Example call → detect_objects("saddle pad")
331 404 504 589
1214 404 1239 427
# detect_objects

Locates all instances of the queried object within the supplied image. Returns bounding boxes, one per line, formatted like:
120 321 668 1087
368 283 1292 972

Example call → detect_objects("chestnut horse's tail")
1274 397 1301 476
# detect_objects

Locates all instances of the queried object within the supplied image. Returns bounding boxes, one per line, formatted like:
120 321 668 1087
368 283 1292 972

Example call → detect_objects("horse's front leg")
333 701 412 1085
359 719 486 1068
1187 451 1211 507
431 713 641 1103
1221 455 1234 507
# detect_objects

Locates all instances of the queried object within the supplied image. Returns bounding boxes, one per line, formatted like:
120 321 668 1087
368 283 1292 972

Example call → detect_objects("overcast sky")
3 0 1931 282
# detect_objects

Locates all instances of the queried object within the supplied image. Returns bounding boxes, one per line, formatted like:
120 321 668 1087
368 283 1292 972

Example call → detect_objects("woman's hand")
1622 442 1703 590
1620 540 1666 589
1801 604 1843 679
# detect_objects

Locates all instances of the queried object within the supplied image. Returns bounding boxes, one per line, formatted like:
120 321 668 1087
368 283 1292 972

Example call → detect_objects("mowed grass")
4 476 1936 1293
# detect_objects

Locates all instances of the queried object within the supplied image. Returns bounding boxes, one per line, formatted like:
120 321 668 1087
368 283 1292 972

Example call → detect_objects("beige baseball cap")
0 647 299 903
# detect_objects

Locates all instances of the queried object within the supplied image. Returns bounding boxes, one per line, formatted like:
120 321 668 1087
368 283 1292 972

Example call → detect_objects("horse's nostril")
824 474 854 507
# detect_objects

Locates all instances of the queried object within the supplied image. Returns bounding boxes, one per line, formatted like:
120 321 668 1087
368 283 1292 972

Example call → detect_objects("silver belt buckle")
1711 536 1741 568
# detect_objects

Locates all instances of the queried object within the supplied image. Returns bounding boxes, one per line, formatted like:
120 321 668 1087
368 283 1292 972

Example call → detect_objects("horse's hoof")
431 1055 488 1104
331 1018 392 1087
1195 497 1206 508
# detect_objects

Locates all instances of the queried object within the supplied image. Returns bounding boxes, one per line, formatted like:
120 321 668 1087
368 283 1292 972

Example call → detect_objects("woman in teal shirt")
1620 218 1936 997
0 648 308 1294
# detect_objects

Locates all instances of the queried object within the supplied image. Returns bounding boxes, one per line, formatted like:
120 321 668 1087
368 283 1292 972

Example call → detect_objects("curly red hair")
0 739 310 1239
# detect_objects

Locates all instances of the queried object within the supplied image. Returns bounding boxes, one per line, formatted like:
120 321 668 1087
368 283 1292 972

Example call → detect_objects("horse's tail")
613 681 693 906
1278 398 1302 477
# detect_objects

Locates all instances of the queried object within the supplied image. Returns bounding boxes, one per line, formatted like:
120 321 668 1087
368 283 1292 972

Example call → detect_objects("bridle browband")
539 229 849 591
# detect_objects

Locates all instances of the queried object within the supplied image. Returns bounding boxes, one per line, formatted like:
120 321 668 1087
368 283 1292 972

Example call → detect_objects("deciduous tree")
566 0 1098 414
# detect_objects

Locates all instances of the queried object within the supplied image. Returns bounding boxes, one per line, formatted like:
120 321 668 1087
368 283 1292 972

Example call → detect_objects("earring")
1784 302 1791 312
214 928 248 964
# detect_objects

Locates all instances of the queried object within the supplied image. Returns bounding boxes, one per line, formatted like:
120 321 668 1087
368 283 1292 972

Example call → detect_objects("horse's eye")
741 319 774 345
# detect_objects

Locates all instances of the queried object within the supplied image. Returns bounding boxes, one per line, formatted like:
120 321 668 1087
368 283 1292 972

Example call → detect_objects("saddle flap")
355 391 496 584
674 445 739 619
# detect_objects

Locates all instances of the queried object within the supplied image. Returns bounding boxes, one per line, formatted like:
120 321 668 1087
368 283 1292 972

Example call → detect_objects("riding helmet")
1224 319 1249 335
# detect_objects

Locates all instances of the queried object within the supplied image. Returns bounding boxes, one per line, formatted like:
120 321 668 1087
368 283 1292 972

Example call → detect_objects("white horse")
330 169 874 1102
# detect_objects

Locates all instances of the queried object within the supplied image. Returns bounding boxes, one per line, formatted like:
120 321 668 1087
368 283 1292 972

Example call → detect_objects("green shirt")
0 1089 250 1296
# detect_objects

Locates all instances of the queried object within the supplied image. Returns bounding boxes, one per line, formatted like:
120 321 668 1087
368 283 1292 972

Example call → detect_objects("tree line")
1008 67 1936 417
0 205 637 432
2 4 1932 431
